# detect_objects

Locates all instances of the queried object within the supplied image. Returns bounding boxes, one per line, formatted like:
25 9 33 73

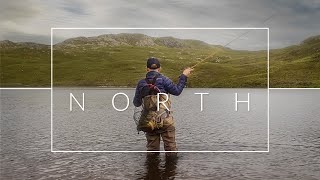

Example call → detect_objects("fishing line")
191 14 274 69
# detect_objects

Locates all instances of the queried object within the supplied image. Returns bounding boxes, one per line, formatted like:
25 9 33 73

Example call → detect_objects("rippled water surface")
1 89 319 179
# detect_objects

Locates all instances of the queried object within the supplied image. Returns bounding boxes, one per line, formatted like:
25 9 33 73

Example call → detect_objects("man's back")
132 57 193 152
133 71 187 107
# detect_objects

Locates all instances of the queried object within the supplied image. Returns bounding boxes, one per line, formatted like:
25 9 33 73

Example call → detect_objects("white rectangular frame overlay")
50 27 270 153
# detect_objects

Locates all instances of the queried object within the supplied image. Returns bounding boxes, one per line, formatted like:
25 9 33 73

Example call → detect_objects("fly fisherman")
133 57 193 152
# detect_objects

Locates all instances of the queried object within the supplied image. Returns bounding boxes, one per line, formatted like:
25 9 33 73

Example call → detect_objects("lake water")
1 89 319 179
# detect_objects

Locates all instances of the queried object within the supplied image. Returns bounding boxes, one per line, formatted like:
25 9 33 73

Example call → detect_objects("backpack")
140 74 160 98
137 74 173 132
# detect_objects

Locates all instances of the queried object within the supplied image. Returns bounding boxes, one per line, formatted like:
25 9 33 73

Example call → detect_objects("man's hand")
183 67 194 77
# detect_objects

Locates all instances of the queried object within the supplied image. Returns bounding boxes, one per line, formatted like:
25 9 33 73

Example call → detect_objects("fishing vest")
137 75 174 133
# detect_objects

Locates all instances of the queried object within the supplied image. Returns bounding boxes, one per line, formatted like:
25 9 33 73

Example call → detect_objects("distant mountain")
55 33 215 49
0 40 16 47
302 35 320 45
271 35 320 61
0 40 49 49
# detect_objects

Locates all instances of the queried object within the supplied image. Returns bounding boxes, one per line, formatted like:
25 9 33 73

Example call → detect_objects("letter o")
112 92 129 112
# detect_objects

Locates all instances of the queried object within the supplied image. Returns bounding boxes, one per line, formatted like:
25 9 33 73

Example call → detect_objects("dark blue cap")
147 57 160 69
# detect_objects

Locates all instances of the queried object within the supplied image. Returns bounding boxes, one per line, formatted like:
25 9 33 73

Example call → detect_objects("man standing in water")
133 57 193 152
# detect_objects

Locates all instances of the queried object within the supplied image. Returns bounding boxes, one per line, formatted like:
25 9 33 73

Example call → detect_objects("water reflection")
140 153 178 180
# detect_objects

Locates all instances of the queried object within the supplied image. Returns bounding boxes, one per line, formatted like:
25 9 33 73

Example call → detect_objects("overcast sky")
1 0 319 50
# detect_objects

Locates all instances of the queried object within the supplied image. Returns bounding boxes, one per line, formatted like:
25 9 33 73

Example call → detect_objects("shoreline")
0 86 270 89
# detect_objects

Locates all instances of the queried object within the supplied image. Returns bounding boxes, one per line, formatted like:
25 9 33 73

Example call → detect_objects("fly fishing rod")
191 14 274 69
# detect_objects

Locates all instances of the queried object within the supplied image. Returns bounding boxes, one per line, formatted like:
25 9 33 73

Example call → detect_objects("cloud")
0 0 319 50
0 0 39 22
60 1 89 16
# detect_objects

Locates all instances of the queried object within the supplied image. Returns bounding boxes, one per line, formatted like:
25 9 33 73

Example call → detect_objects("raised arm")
164 74 187 96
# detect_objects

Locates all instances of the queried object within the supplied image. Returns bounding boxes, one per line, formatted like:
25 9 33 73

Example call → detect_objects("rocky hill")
55 33 213 49
0 40 49 49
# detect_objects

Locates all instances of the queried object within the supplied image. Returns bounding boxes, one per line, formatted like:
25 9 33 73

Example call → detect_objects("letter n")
70 93 85 111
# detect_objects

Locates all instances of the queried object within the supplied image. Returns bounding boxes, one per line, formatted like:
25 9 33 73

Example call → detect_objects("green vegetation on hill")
0 34 319 88
0 41 50 87
270 35 320 88
53 45 267 87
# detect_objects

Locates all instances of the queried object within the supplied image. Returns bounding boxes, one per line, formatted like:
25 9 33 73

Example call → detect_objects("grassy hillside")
0 34 319 88
270 35 320 88
0 41 50 87
52 45 267 87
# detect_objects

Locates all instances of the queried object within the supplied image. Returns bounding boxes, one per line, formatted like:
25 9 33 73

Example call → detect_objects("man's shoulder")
158 74 170 81
158 74 173 85
137 78 147 85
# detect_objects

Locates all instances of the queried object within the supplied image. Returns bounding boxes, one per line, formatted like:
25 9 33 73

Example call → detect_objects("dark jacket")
133 71 187 107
